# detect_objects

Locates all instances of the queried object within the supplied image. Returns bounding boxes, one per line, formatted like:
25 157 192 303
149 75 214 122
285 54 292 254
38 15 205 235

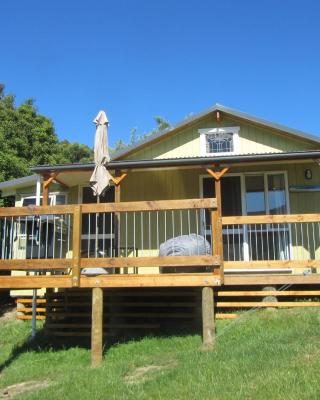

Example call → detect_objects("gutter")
31 151 320 174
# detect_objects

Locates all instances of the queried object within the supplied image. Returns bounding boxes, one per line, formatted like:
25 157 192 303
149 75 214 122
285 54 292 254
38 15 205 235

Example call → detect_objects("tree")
0 85 93 182
113 116 171 151
54 140 93 164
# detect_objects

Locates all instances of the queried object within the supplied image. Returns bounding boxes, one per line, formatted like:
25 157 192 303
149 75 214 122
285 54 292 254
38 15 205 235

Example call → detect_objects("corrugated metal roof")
112 104 320 160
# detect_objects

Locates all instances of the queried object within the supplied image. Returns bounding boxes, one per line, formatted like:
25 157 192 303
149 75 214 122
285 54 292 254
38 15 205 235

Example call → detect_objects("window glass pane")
268 174 287 214
22 198 36 206
206 132 233 153
221 177 242 216
245 175 266 215
55 194 66 205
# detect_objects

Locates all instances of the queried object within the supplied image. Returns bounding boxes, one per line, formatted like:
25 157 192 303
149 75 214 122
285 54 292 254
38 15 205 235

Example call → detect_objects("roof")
111 104 320 160
0 174 39 190
0 175 39 197
31 150 320 174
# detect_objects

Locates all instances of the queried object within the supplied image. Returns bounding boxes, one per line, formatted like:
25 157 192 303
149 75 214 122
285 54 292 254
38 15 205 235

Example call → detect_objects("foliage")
112 116 171 152
0 85 93 182
0 84 170 182
1 308 320 399
54 140 93 164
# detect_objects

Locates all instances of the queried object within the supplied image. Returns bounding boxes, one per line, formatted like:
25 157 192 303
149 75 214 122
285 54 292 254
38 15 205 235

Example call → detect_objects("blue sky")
1 0 320 148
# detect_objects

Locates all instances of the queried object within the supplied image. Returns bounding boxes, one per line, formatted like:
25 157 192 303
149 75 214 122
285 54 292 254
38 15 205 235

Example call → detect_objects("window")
199 126 240 156
21 194 67 207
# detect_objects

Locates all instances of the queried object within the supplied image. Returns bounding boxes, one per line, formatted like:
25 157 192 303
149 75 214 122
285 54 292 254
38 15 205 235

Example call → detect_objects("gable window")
199 126 240 156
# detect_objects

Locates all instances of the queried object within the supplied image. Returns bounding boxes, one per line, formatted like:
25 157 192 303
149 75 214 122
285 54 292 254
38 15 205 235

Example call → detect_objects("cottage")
1 104 320 365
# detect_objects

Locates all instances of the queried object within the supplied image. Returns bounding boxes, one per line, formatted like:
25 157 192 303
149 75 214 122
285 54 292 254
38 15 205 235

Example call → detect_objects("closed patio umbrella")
90 110 113 197
85 110 113 273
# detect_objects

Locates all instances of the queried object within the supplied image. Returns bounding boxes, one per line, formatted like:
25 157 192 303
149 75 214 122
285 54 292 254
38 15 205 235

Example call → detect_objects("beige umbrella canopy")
90 110 113 197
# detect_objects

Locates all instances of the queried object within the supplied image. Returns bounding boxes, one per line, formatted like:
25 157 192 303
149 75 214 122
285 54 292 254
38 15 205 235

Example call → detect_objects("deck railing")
222 214 320 272
0 198 222 287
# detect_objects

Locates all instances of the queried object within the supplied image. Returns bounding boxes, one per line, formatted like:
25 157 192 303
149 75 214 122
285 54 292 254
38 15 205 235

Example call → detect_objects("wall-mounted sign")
290 185 320 192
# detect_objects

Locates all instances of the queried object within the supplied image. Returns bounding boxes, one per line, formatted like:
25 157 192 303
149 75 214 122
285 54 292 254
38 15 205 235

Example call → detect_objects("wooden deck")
2 196 320 366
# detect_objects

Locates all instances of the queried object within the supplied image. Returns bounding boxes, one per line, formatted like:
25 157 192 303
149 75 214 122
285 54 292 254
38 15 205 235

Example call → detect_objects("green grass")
1 308 320 399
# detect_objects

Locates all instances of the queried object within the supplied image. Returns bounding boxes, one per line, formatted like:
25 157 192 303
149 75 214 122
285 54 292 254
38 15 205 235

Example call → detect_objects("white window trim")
199 126 240 156
21 192 68 206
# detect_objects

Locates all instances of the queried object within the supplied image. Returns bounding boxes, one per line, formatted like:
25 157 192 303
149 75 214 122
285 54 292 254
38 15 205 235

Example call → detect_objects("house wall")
126 115 317 160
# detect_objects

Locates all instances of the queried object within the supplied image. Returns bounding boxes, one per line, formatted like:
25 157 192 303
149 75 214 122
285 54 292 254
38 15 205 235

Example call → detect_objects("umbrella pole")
95 195 100 258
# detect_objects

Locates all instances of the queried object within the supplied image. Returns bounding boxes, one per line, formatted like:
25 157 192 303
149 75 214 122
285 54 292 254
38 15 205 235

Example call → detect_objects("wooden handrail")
0 198 216 217
0 204 75 217
81 198 217 213
222 213 320 225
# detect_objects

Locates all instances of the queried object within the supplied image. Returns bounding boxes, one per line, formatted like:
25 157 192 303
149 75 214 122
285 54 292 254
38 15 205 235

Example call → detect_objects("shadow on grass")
0 321 200 373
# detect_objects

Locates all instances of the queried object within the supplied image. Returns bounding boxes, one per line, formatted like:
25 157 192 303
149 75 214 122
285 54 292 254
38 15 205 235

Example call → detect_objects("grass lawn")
0 307 320 399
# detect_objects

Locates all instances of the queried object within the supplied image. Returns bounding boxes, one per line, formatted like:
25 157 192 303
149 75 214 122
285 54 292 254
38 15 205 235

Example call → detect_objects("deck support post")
202 286 215 349
91 287 103 367
42 174 50 206
207 166 228 283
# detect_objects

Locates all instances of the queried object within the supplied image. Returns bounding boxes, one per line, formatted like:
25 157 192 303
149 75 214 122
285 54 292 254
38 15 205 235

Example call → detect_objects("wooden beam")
222 213 320 224
44 173 58 189
216 290 320 297
0 258 72 270
202 287 215 349
81 198 217 213
212 177 224 283
224 275 320 285
0 256 219 271
225 260 320 269
217 301 320 308
111 173 127 186
42 174 50 206
0 204 75 217
80 255 220 269
206 167 229 181
91 287 103 367
0 274 222 289
0 198 217 217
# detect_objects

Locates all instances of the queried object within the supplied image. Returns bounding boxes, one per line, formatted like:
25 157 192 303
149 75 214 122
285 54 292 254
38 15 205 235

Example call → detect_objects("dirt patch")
0 308 16 323
124 361 178 384
0 380 52 399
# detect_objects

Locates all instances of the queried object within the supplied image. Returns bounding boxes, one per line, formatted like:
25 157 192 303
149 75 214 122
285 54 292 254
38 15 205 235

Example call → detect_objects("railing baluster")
141 211 143 256
312 222 316 259
53 215 56 259
31 216 35 259
133 212 136 256
260 223 264 260
102 212 105 257
125 212 128 257
9 216 13 260
87 214 90 257
196 209 199 255
110 212 113 257
148 211 151 252
67 214 71 255
226 225 229 261
307 222 311 258
156 211 159 251
60 215 63 258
